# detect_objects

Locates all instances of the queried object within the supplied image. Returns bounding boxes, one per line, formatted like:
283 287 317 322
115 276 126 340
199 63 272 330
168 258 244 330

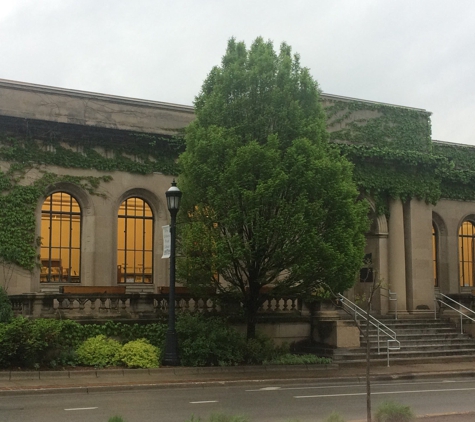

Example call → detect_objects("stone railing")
8 292 301 320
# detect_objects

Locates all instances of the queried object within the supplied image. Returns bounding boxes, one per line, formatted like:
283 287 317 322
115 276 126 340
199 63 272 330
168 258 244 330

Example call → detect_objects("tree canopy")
178 37 368 338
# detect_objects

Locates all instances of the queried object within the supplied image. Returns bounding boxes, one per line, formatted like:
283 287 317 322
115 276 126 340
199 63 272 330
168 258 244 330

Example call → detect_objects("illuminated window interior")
41 192 81 283
117 197 153 284
459 221 475 287
432 224 438 287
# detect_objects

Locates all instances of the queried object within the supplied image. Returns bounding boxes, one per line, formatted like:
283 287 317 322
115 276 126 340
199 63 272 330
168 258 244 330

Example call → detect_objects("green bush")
176 313 246 366
76 335 122 367
0 317 65 368
265 353 332 365
324 411 346 422
0 318 168 369
375 401 415 422
118 339 160 368
244 334 288 364
108 417 126 422
0 286 12 323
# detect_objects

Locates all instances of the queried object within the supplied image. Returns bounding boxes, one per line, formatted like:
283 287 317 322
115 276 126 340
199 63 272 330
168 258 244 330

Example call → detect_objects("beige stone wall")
0 79 194 135
403 199 434 311
1 162 174 295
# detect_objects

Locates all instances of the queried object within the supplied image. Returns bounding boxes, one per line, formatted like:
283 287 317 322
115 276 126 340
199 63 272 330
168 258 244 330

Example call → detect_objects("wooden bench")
60 286 126 294
158 287 216 295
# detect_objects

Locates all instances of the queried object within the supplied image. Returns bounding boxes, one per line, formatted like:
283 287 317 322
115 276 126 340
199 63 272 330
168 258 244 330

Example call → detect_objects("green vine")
324 99 475 214
0 166 110 271
325 99 432 152
0 130 183 271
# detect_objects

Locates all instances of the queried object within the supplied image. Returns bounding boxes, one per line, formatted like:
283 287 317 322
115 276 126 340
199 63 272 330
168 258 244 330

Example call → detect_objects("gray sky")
1 0 474 145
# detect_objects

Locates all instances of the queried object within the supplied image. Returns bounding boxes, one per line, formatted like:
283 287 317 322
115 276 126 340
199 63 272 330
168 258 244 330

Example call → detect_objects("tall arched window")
41 192 81 283
117 197 153 284
459 220 475 287
432 223 438 287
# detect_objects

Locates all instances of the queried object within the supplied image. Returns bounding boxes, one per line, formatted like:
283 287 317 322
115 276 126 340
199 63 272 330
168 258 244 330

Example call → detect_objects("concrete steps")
328 318 475 366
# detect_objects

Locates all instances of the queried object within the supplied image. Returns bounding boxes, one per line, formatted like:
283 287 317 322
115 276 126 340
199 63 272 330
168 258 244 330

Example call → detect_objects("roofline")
0 78 195 114
433 140 475 148
1 78 433 117
321 92 431 114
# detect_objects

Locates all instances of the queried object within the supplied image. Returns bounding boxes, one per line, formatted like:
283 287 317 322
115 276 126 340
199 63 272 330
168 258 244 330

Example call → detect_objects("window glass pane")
117 197 153 284
40 192 81 283
459 221 475 287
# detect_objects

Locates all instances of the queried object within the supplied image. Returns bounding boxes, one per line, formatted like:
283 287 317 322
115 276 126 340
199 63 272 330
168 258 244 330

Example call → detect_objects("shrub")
324 411 346 422
0 317 65 368
108 417 126 422
374 401 415 422
118 339 160 368
76 335 122 367
0 286 12 323
176 313 246 366
244 334 288 364
265 353 332 365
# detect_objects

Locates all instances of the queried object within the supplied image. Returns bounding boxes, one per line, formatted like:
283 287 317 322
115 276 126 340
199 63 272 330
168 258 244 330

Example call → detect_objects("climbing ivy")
0 133 183 176
0 130 183 271
324 99 475 215
324 98 432 152
0 166 111 271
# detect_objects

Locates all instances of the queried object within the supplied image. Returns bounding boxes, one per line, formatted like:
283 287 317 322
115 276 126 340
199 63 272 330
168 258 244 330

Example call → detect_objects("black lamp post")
163 179 182 366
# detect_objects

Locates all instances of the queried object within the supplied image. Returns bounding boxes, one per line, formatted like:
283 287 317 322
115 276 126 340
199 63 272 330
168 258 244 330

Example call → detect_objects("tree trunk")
245 287 260 339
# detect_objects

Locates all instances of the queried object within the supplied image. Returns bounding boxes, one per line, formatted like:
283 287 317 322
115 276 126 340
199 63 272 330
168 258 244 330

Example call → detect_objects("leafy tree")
178 37 368 339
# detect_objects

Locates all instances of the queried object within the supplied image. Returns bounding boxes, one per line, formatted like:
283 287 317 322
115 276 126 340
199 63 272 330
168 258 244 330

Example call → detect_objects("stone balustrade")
8 292 301 320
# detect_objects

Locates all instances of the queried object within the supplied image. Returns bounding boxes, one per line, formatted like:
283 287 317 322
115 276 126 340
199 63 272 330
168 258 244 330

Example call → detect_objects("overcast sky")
1 0 474 145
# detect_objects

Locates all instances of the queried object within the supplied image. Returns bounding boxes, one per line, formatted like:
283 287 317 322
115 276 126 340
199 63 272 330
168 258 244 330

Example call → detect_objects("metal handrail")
435 293 475 334
389 290 398 320
338 294 400 366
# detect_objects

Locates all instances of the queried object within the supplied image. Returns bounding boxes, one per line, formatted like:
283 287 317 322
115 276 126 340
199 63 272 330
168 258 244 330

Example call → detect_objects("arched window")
432 223 438 287
40 192 81 283
117 197 153 284
459 221 475 287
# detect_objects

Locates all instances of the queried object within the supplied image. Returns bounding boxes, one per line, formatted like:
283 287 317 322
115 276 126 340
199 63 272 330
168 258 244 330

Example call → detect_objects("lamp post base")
162 329 180 366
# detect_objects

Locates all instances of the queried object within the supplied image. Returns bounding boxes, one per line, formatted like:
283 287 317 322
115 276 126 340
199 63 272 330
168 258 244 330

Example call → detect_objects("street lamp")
163 179 182 366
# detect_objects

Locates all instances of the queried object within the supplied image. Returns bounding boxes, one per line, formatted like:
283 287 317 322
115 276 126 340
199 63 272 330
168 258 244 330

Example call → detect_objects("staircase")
332 317 475 366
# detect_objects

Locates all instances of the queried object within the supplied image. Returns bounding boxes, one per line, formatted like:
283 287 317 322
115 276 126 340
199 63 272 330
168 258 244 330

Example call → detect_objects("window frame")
40 192 82 283
117 197 154 284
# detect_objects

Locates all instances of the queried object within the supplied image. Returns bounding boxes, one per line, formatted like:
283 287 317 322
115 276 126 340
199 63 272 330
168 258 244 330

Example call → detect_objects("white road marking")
247 379 472 392
65 407 98 411
295 386 475 399
190 401 218 404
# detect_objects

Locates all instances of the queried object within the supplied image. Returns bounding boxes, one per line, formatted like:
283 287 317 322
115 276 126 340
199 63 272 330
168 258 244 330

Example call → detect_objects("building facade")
0 78 474 316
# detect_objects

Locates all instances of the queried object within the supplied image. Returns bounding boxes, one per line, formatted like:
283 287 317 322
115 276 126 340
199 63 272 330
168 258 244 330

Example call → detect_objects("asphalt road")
2 376 475 422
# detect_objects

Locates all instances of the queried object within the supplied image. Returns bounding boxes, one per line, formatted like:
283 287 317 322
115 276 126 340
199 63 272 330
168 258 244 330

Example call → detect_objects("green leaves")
179 38 369 338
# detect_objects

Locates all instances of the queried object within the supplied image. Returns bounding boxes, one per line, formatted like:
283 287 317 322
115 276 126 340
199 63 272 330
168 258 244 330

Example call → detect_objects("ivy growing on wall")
0 133 183 176
0 166 111 271
324 99 475 215
325 99 432 152
0 127 184 271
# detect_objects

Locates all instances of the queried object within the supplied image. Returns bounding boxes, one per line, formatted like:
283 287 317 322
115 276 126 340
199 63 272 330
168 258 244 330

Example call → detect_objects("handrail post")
434 297 437 320
387 341 390 367
389 290 398 320
460 313 463 334
377 322 380 355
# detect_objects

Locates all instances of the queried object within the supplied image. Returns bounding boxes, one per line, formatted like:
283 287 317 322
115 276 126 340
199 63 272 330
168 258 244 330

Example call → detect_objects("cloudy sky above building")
1 0 474 144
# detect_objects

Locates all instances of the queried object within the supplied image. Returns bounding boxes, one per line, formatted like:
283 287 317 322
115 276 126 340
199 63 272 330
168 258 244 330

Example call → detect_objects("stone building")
0 77 474 317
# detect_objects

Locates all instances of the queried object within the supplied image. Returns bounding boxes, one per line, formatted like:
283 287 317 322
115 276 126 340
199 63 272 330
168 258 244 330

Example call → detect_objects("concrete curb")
2 369 475 396
2 363 338 381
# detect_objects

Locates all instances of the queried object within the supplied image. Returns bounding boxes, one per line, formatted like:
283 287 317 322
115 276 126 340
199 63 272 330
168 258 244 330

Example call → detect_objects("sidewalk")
1 361 475 396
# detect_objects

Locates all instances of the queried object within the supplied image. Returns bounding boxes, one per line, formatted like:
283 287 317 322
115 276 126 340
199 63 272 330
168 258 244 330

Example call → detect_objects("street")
2 375 475 421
